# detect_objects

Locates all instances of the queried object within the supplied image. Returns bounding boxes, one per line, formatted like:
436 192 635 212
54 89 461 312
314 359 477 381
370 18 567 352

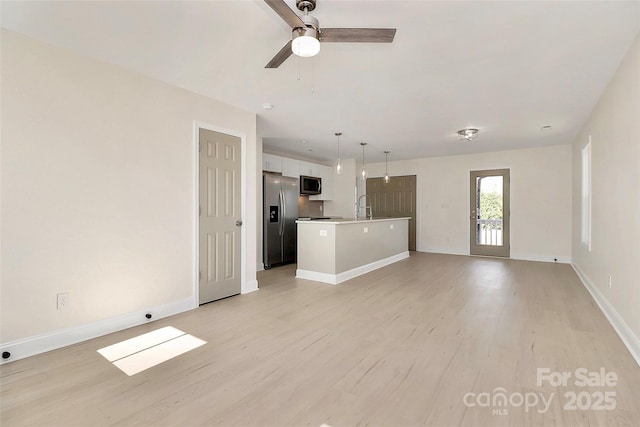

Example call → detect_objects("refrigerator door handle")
279 189 285 236
282 188 287 235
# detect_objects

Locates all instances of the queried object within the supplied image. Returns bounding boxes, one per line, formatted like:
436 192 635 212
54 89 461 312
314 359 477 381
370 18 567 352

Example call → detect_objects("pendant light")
360 142 367 180
335 132 342 175
384 150 390 184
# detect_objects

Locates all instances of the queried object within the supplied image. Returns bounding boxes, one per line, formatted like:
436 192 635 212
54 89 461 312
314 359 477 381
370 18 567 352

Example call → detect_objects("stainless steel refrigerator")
263 172 299 269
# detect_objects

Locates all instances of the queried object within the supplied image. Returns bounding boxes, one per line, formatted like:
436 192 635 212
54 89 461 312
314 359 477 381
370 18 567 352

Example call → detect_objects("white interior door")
199 128 242 304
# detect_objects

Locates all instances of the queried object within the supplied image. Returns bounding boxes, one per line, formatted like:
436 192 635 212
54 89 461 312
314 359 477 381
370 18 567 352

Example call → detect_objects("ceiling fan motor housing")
292 13 319 41
299 13 318 29
293 26 318 40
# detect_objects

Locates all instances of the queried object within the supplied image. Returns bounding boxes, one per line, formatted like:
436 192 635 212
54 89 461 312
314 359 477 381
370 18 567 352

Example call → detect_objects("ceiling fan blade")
320 28 397 43
264 0 305 29
265 40 293 68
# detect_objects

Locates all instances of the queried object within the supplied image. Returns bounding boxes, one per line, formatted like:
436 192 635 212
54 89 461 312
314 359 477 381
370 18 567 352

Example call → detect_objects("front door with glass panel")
470 169 510 257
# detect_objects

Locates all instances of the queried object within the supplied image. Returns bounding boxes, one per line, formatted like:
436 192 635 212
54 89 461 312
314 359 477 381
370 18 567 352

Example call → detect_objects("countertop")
296 217 410 225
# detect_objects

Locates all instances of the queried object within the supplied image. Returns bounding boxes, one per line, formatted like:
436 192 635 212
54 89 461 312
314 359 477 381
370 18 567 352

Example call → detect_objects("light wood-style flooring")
2 253 639 426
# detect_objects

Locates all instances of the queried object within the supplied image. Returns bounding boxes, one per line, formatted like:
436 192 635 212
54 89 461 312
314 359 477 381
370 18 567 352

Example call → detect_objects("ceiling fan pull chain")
311 57 315 93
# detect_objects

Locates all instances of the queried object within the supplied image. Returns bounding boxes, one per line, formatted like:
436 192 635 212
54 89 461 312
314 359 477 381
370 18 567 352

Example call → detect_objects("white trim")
256 263 264 272
0 298 194 364
243 280 259 294
418 248 467 257
417 249 571 264
296 251 410 285
193 122 250 301
581 138 592 251
572 263 640 367
510 254 571 264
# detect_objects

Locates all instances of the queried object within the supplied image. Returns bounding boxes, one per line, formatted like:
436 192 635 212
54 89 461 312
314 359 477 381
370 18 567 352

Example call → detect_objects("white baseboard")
0 297 195 364
418 248 467 256
296 269 338 285
256 263 264 272
296 251 410 285
572 263 640 367
418 249 571 264
242 279 259 294
511 253 571 264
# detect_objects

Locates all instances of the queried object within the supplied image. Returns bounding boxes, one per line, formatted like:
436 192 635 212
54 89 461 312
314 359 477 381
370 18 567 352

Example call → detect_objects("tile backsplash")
298 196 323 218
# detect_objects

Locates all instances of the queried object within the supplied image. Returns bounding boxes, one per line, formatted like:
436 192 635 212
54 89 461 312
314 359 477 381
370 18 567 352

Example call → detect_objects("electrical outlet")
57 292 69 310
390 224 394 230
608 275 612 289
364 227 369 233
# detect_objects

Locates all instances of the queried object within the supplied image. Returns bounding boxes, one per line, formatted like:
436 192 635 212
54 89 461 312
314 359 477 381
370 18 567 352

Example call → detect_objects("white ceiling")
2 0 639 163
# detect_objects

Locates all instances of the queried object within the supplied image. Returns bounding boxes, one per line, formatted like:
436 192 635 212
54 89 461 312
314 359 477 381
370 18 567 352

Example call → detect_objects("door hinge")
198 142 201 153
199 271 202 280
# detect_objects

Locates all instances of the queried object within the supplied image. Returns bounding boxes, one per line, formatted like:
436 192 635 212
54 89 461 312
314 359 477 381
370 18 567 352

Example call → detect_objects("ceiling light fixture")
384 151 390 184
457 128 479 141
360 142 367 180
335 132 342 175
291 11 320 58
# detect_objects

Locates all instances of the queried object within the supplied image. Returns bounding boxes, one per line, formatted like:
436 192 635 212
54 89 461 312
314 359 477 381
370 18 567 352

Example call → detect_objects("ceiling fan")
264 0 396 68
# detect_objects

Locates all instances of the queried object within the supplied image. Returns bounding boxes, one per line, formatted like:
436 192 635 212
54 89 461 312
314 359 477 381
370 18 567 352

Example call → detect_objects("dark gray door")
367 175 417 251
470 169 510 257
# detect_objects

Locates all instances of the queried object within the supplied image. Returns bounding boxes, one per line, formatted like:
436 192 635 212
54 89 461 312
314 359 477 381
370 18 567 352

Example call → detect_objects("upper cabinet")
299 161 319 177
281 157 300 178
261 153 333 200
309 165 333 201
262 153 282 173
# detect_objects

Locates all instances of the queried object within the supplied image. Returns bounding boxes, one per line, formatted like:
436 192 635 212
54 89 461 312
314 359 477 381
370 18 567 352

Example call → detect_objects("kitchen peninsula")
296 217 410 284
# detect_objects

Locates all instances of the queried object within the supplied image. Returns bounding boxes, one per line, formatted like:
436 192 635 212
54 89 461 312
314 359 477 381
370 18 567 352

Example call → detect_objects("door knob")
235 220 243 227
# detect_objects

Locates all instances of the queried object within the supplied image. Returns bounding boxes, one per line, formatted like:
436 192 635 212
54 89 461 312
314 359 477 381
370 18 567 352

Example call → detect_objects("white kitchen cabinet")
281 157 300 178
263 154 331 199
262 153 282 173
299 161 319 177
309 165 334 201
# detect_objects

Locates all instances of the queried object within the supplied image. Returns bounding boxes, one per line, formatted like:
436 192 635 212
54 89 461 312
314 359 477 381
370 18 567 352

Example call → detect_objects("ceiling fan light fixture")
291 27 320 57
457 128 479 141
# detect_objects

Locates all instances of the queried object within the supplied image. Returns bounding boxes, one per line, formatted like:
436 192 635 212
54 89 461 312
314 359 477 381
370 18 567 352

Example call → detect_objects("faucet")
357 194 373 220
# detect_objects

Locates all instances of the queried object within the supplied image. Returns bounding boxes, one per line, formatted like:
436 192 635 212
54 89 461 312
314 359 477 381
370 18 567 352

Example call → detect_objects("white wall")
365 145 573 262
571 35 640 347
1 31 258 347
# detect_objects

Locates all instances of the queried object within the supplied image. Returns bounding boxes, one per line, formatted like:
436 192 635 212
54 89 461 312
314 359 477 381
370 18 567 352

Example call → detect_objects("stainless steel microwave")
300 175 322 195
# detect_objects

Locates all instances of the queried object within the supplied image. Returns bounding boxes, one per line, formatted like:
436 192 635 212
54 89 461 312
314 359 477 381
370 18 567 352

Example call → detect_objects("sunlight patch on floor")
97 326 206 376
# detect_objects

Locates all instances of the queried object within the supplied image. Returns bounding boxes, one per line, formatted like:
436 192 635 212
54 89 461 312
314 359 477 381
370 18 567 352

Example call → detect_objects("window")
581 138 591 250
